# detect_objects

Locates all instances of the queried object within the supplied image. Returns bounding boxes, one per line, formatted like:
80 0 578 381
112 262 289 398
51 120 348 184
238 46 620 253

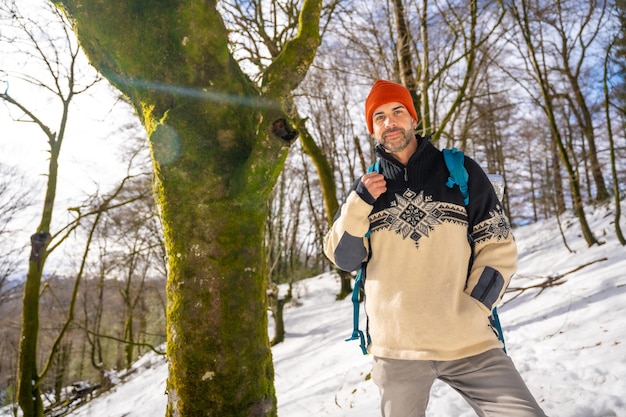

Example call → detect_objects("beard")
379 127 414 154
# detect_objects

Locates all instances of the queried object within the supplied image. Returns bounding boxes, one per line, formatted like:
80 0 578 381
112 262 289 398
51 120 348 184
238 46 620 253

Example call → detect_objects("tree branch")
503 257 608 305
262 0 322 98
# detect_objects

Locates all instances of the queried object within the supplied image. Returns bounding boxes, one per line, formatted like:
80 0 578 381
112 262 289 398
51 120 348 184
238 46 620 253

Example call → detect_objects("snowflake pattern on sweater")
369 189 468 249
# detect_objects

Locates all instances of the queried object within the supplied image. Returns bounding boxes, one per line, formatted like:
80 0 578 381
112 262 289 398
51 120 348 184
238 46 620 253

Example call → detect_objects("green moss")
160 186 277 415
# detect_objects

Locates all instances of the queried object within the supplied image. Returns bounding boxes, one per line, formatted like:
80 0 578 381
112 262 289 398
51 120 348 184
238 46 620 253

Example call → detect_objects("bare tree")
0 2 106 415
0 163 34 307
603 4 626 245
107 174 165 368
546 0 611 202
506 0 599 247
395 0 507 145
1 2 154 415
265 167 300 346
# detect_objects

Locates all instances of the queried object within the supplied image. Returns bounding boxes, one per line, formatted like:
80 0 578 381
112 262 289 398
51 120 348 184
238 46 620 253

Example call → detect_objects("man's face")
371 102 417 154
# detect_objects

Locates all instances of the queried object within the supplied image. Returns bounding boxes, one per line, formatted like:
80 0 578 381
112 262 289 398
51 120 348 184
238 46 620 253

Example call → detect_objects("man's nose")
384 115 398 128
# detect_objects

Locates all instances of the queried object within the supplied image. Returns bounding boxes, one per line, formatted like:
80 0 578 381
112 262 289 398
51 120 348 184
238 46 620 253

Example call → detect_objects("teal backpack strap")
367 160 380 174
346 160 379 355
443 148 469 205
443 148 506 353
346 261 370 355
490 306 506 353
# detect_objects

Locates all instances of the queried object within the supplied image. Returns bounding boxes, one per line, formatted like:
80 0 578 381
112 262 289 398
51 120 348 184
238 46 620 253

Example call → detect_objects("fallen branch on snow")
503 257 608 305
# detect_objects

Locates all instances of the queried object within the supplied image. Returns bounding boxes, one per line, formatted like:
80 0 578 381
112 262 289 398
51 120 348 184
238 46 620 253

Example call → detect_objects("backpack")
346 148 506 355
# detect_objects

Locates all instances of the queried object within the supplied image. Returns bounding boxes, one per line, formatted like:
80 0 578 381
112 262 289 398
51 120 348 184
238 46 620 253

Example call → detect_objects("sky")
1 0 145 202
0 63 142 204
2 199 622 417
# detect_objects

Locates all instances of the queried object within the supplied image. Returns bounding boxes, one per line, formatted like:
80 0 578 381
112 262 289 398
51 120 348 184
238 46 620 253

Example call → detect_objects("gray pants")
372 349 547 417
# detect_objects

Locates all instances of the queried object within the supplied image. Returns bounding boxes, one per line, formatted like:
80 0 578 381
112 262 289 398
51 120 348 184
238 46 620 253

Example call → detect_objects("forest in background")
1 0 625 415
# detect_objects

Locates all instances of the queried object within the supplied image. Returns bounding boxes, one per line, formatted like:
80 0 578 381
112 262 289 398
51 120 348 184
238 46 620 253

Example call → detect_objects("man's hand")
361 172 387 200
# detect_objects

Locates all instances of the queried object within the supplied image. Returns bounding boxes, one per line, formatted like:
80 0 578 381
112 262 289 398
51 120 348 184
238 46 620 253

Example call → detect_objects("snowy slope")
3 201 626 417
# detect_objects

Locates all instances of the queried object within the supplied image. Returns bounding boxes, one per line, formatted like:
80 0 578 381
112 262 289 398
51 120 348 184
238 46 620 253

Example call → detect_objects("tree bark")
509 0 598 247
391 0 420 117
603 38 626 245
19 233 50 417
52 1 322 415
554 0 610 202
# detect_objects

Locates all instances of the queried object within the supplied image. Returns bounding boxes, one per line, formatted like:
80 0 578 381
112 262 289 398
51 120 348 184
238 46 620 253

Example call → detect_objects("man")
323 79 547 417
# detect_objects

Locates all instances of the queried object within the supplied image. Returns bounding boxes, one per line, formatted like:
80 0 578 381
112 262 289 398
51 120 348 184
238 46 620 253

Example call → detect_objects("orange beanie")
365 80 418 134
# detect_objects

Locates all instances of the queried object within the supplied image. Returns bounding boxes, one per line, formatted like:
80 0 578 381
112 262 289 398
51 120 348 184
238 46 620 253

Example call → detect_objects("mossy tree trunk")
51 1 322 416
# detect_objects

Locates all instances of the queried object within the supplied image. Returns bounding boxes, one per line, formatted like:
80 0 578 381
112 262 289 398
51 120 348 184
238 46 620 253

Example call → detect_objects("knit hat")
365 80 418 134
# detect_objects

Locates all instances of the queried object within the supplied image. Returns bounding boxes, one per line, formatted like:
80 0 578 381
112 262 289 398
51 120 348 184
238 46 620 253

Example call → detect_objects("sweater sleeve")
323 189 374 272
463 158 517 314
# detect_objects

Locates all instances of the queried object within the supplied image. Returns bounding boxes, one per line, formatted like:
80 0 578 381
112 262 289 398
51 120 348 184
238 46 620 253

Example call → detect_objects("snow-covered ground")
3 201 626 417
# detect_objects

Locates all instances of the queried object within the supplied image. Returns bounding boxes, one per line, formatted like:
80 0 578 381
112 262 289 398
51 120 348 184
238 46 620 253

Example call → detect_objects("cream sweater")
324 138 517 361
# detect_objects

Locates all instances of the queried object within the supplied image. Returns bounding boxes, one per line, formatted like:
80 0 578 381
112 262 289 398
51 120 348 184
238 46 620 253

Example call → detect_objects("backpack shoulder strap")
443 148 469 205
442 148 507 353
346 160 379 355
367 160 380 174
